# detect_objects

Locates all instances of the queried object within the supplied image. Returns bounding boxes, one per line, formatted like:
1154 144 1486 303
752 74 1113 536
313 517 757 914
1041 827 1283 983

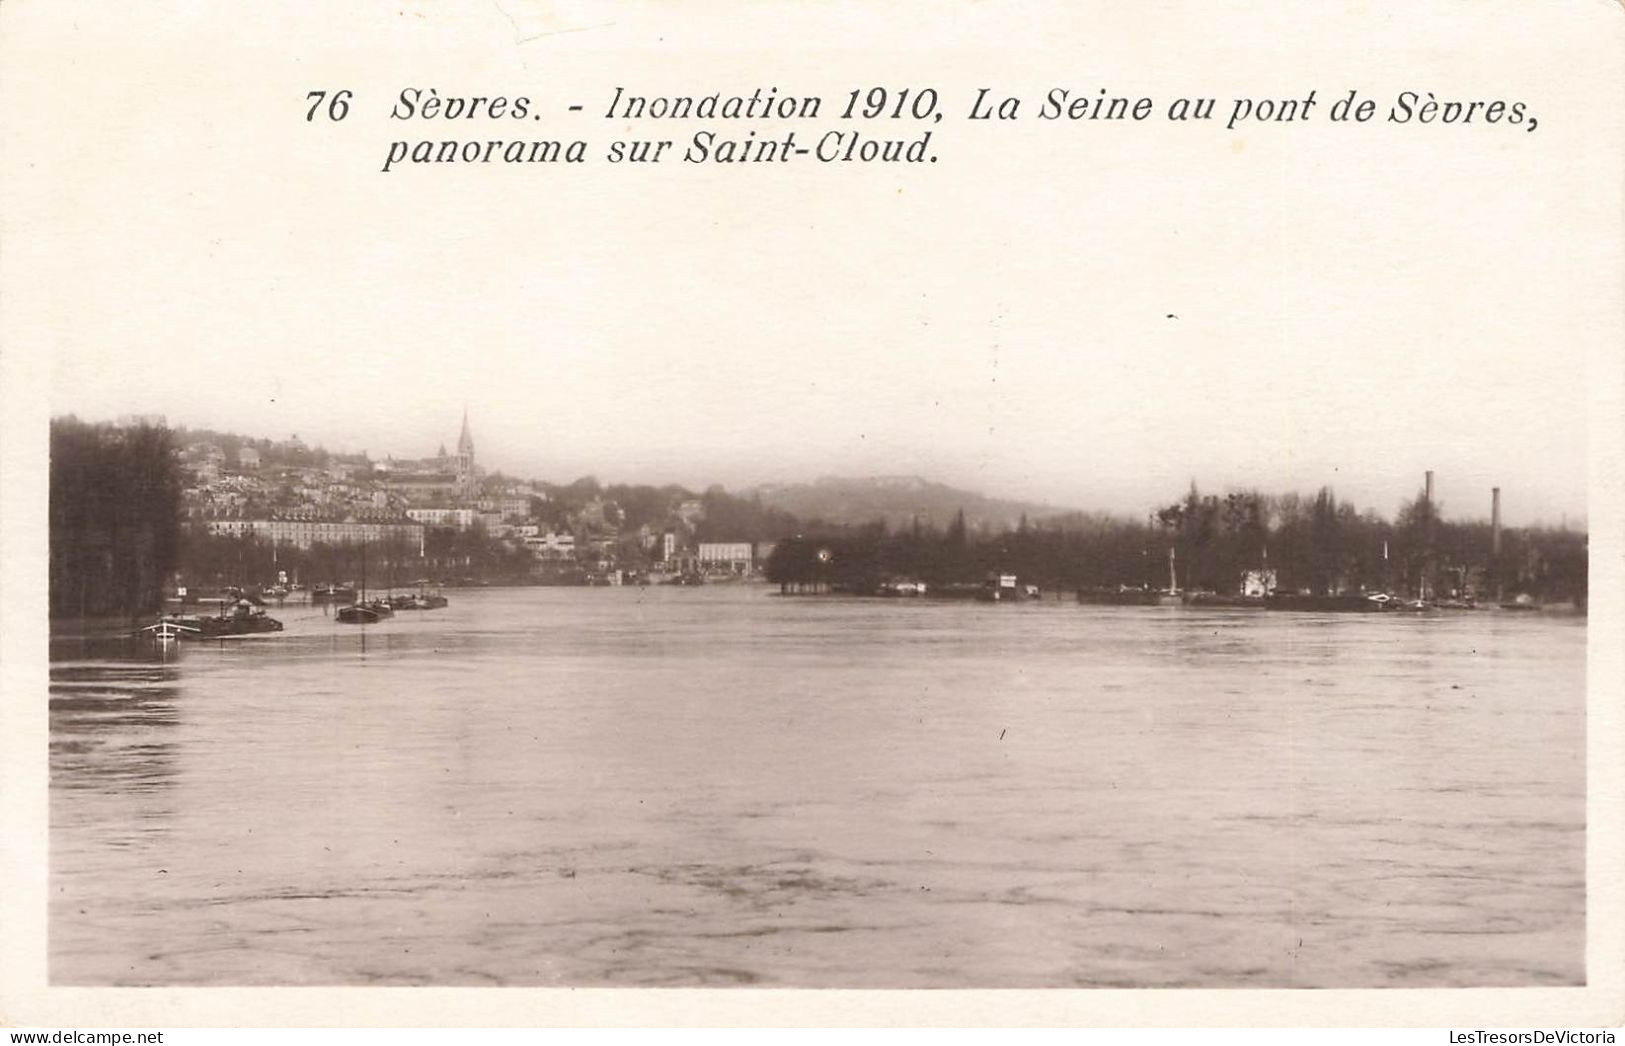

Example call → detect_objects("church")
374 408 479 503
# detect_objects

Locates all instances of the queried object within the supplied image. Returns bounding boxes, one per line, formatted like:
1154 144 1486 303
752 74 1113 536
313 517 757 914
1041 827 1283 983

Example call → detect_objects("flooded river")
49 586 1585 987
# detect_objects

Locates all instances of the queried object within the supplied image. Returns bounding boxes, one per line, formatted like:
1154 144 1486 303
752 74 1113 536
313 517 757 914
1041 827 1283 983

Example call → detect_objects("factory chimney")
1491 487 1502 556
1422 471 1437 601
1491 487 1504 602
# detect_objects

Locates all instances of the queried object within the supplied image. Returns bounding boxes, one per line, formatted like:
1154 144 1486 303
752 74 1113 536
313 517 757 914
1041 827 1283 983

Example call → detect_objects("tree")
51 418 182 619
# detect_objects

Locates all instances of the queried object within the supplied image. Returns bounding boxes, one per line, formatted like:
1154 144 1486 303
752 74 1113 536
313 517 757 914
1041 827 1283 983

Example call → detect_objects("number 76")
305 90 352 122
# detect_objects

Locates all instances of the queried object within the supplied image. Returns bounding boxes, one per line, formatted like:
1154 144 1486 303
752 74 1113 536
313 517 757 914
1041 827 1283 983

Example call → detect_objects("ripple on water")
48 587 1586 987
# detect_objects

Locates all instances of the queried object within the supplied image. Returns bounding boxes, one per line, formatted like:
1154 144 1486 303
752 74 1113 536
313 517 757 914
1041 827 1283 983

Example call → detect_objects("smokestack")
1491 487 1502 555
1424 470 1436 543
1422 470 1437 601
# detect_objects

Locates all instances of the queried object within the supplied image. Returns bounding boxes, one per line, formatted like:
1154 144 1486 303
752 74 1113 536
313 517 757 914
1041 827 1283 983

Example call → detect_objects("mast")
1144 511 1155 589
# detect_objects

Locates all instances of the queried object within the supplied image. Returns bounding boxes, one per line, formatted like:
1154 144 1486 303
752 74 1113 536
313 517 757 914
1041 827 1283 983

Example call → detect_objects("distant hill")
745 476 1068 534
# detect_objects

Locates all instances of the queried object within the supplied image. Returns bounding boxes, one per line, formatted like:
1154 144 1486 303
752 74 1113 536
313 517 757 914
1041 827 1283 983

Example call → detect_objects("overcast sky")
26 3 1616 528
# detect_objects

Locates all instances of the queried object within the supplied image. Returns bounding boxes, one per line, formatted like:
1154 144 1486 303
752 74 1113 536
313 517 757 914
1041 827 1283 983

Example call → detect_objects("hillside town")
173 410 775 588
48 412 1588 620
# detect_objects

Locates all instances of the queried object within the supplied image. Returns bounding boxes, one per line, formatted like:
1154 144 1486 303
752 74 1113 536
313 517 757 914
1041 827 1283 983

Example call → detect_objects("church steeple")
455 407 475 497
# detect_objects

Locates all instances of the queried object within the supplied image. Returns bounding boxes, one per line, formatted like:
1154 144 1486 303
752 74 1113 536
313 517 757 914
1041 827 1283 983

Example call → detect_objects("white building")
524 531 577 560
204 513 423 551
476 496 532 520
406 507 477 530
698 542 754 574
1241 569 1278 597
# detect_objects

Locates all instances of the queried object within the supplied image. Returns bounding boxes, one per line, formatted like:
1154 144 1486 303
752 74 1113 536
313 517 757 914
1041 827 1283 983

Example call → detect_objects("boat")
1077 586 1180 606
155 599 284 638
342 597 394 621
136 619 201 642
336 541 393 624
312 584 357 605
337 601 391 624
1080 543 1182 606
976 574 1038 602
1266 592 1390 613
389 585 448 611
1181 591 1267 608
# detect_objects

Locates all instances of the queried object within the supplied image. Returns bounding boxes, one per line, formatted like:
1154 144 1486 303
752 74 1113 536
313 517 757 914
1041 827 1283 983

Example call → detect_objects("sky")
19 2 1619 528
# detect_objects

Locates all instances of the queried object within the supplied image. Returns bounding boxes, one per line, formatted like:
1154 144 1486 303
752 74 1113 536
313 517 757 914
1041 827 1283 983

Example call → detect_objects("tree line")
49 415 1587 617
766 484 1587 605
175 527 537 591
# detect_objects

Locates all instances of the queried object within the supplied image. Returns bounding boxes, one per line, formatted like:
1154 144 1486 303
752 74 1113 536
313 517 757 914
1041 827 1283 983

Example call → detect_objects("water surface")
50 586 1585 987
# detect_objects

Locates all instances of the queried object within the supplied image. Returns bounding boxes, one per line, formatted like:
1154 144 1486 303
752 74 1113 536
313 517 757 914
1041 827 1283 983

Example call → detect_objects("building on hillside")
476 496 532 520
204 510 423 551
376 469 462 503
524 531 577 560
370 409 480 503
698 542 754 575
406 507 477 530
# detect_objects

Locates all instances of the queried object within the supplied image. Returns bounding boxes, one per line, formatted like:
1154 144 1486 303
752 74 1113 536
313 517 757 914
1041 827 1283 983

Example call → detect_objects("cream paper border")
2 0 1622 1028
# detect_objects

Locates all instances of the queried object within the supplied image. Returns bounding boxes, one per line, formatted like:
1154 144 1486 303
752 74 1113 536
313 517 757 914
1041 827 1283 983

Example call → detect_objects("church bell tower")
456 407 475 498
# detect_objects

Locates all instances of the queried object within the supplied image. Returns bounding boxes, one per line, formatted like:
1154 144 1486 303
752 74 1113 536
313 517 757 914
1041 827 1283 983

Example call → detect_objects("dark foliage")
767 482 1587 604
50 418 182 618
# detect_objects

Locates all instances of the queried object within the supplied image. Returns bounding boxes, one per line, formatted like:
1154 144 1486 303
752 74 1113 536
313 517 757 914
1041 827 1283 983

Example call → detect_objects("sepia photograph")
3 0 1623 1030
